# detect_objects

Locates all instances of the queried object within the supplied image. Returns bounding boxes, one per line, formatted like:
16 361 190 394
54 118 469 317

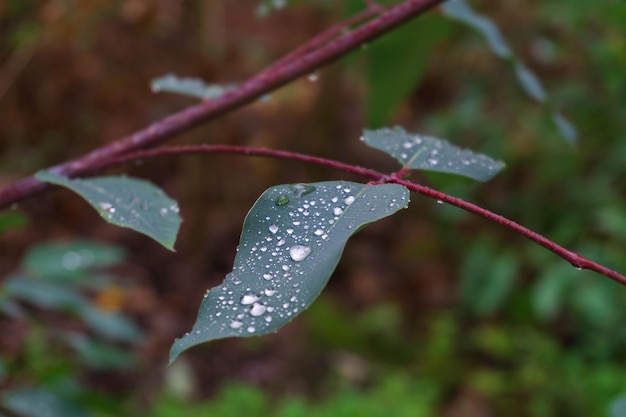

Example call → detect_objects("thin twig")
81 144 626 286
0 0 445 209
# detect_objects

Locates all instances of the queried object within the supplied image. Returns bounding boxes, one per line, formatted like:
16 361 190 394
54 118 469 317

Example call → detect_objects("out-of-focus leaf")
552 111 578 144
151 73 235 100
5 278 85 311
36 171 181 251
442 0 577 143
366 15 453 126
441 0 511 58
2 389 91 417
170 181 409 362
0 211 28 235
610 396 626 417
460 245 518 316
79 305 143 343
514 63 547 103
24 240 125 279
532 266 574 321
62 333 136 370
362 127 505 181
5 277 142 343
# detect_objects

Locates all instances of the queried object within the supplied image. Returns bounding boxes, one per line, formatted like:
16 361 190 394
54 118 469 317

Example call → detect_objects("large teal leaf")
36 171 181 250
170 181 409 362
361 127 505 181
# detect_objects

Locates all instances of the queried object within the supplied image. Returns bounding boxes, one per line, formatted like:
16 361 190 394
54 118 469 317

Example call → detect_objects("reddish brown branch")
0 0 444 209
86 145 626 286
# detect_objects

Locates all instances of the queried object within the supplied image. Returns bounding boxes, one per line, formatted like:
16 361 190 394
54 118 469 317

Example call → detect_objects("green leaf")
170 181 409 362
62 333 136 370
441 0 578 143
2 389 91 417
5 278 86 311
4 277 142 343
36 171 181 251
0 211 28 235
361 126 505 181
24 240 125 279
610 397 626 417
366 15 453 126
151 73 235 100
459 240 518 316
441 0 512 58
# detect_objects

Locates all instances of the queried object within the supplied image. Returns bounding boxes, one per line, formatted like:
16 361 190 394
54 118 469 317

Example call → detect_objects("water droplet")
269 224 279 234
264 288 276 296
229 320 243 329
307 72 319 82
263 273 273 280
241 293 260 305
289 245 311 262
333 207 343 216
344 196 355 205
286 228 294 235
194 330 201 334
247 326 256 333
275 195 290 206
282 265 290 272
250 303 267 317
290 183 316 197
436 200 443 204
98 202 113 211
402 141 413 149
160 208 168 217
314 229 324 236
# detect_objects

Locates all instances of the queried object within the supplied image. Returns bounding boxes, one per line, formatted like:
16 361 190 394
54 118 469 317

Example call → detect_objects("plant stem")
88 145 626 286
0 0 444 209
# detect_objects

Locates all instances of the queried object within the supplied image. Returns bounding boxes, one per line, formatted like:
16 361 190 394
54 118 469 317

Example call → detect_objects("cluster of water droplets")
194 182 368 337
96 195 179 226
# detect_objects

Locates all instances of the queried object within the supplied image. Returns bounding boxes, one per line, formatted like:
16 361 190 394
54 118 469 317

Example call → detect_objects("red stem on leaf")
92 145 626 286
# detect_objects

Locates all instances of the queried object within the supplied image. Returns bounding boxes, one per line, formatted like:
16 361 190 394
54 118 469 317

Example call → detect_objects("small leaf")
36 171 181 250
441 0 511 58
552 111 578 144
170 181 409 362
24 240 125 279
361 127 505 181
3 389 91 417
151 73 235 100
442 0 577 143
514 62 547 103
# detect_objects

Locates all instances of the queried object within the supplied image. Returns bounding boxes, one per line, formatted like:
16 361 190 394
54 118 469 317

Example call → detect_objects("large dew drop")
289 245 311 262
290 183 316 198
240 293 260 305
249 303 267 317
